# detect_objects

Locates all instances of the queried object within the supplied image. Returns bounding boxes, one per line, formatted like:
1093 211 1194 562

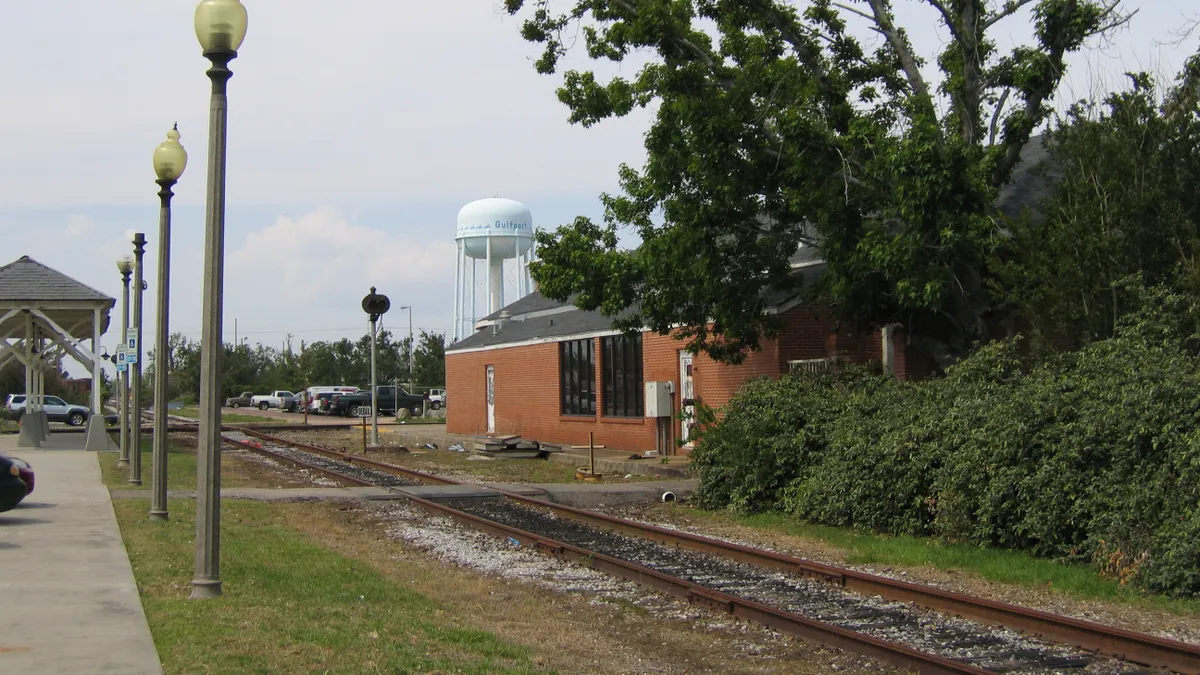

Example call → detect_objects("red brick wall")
446 305 930 452
446 338 664 451
690 339 780 413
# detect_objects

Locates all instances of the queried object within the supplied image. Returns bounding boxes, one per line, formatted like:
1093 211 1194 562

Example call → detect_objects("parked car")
7 456 33 496
0 454 31 512
308 391 342 414
329 386 425 417
427 388 446 410
302 387 358 414
2 394 25 420
4 394 91 426
278 393 300 412
251 390 295 411
225 392 254 409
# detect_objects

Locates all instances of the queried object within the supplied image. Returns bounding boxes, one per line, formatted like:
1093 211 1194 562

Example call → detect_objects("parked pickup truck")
329 386 425 417
225 392 254 409
251 390 295 411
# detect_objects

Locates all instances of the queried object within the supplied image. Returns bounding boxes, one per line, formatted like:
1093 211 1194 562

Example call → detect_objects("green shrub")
692 286 1200 596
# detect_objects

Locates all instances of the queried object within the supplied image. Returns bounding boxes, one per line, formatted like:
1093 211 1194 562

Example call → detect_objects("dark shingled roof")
996 135 1055 221
450 299 617 351
0 256 114 303
478 291 570 322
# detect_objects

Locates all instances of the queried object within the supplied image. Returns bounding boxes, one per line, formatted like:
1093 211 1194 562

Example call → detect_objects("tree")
413 331 446 388
991 61 1200 347
504 0 1133 364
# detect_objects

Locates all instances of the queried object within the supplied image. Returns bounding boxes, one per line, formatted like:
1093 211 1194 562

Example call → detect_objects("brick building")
445 136 1051 453
445 247 936 454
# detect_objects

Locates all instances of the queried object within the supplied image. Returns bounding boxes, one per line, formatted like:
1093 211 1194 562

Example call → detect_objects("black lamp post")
192 0 248 601
362 287 391 447
129 233 147 487
150 125 188 522
115 257 133 466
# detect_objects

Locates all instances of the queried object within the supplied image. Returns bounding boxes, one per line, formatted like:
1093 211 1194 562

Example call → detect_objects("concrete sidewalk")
0 439 162 675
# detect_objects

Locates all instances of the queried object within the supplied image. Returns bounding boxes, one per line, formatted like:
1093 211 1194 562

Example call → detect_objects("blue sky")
2 0 1194 378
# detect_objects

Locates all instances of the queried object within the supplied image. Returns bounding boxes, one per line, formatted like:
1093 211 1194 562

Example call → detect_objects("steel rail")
221 434 376 487
223 428 986 675
232 427 1200 674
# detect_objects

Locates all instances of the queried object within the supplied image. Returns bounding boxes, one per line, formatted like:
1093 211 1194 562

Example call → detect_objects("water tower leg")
453 240 462 342
488 240 504 314
470 256 477 328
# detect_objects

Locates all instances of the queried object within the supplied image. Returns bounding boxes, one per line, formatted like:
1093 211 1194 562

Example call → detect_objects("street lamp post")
192 0 247 600
129 234 147 486
399 305 413 393
150 125 188 522
362 288 390 448
116 257 133 466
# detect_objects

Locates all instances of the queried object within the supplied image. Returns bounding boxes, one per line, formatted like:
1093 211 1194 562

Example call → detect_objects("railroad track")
218 427 1198 675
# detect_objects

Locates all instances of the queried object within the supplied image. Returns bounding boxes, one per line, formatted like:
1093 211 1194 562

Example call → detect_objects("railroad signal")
361 287 391 321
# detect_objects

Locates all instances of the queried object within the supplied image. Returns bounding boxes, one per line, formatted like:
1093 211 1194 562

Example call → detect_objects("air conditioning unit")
644 381 674 418
788 358 833 375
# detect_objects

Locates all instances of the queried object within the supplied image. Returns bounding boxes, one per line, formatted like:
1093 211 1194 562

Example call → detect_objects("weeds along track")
216 426 1200 675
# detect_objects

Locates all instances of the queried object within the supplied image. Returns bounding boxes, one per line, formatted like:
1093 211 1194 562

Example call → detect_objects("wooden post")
589 431 595 475
361 413 367 453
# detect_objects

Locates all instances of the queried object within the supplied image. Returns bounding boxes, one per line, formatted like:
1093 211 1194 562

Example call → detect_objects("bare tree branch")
924 0 964 44
991 1 1134 187
859 0 939 117
831 2 878 26
1155 13 1200 47
988 88 1012 146
982 0 1038 30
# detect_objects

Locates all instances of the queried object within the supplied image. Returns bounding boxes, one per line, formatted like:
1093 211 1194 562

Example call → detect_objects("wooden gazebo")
0 256 115 449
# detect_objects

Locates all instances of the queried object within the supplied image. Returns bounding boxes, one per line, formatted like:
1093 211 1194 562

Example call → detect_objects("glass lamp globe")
152 125 188 182
116 257 134 275
195 0 248 54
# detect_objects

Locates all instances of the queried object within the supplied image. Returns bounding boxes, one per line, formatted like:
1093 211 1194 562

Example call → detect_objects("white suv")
4 394 91 426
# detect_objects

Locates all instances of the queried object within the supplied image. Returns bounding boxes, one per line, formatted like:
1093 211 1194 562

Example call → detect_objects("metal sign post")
358 405 373 453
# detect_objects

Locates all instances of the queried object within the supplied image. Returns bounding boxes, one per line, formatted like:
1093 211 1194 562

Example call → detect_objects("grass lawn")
674 507 1200 614
393 416 445 425
174 406 278 425
99 440 258 490
113 498 543 674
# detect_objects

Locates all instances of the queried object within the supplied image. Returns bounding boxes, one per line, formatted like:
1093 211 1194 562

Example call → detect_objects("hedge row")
690 288 1200 596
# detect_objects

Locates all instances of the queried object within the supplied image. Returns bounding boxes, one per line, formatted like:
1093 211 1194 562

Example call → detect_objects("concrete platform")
0 448 161 674
3 430 97 451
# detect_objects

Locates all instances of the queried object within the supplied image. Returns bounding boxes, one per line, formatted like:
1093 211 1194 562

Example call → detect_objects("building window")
559 338 595 416
601 333 644 417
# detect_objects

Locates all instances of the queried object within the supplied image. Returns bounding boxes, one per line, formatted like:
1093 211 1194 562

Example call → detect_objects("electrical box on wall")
645 381 673 418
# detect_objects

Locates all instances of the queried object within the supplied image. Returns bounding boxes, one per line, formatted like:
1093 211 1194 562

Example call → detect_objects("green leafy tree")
413 331 446 389
992 62 1200 347
504 0 1132 364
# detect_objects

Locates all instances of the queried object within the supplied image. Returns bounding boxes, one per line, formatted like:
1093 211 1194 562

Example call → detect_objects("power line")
170 325 451 337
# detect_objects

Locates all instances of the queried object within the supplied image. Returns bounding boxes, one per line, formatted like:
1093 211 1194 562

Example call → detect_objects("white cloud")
64 215 95 237
228 208 457 310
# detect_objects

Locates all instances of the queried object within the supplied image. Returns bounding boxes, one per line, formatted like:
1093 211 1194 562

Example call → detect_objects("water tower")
453 198 535 342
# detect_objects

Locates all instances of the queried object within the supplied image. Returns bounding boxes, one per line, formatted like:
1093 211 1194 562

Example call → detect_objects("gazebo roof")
0 256 113 302
0 256 114 341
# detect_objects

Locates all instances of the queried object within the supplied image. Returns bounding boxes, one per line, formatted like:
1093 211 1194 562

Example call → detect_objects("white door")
486 365 495 435
679 352 695 446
